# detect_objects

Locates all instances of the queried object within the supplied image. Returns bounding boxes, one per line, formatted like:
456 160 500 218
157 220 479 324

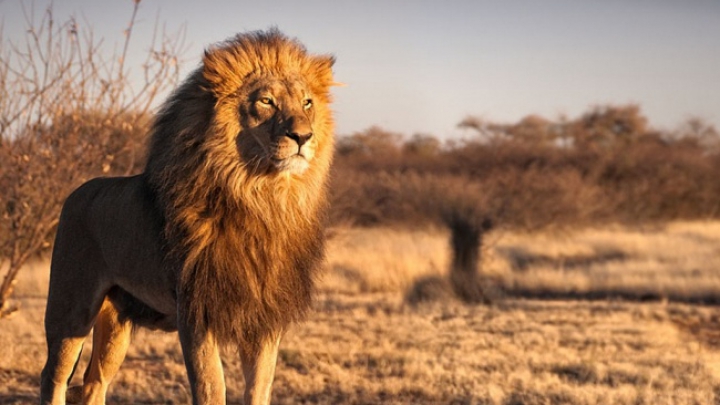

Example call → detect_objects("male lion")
40 29 337 405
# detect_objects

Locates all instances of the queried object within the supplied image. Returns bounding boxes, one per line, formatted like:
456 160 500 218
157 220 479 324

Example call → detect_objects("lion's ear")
202 47 244 96
309 55 336 93
316 55 335 70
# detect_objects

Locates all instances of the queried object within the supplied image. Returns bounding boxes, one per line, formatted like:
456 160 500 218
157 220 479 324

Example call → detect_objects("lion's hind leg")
40 280 105 405
41 201 110 405
65 295 132 405
40 332 87 405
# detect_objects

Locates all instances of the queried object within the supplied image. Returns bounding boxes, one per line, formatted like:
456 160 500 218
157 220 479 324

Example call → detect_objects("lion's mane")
144 30 336 347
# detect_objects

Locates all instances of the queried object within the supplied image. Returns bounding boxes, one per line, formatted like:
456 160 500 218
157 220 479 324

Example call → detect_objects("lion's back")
58 175 157 239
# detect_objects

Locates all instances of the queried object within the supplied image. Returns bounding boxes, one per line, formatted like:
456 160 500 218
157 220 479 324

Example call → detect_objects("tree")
457 115 506 143
402 133 441 156
336 126 402 157
675 117 720 153
506 114 556 146
0 2 183 317
570 104 648 150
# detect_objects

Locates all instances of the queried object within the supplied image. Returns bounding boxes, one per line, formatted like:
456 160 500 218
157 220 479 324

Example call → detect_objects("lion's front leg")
240 335 282 405
177 308 226 405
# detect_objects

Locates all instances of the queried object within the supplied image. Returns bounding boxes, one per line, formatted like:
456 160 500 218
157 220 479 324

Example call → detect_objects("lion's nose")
285 131 313 147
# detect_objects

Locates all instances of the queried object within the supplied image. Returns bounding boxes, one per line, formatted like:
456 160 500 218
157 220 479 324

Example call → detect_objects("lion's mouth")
272 154 309 174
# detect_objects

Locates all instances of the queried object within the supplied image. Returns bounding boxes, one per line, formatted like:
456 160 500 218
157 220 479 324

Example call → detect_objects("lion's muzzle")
285 131 313 149
272 115 315 174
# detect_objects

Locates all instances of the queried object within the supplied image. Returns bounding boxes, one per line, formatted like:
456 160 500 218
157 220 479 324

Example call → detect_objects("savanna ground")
2 222 720 404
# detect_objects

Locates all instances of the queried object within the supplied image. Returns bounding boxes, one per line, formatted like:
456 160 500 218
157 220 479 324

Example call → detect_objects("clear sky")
1 0 719 138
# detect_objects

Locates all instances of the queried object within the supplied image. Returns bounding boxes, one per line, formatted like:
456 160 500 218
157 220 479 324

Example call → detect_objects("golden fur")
41 29 336 405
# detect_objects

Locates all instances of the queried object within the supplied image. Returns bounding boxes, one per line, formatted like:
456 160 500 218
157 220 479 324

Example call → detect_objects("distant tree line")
330 105 720 230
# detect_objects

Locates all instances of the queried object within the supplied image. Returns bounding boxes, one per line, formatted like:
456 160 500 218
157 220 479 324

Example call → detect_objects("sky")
1 0 719 139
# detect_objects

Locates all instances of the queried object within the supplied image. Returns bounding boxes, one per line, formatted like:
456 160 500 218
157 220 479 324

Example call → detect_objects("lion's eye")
303 99 313 110
258 97 274 106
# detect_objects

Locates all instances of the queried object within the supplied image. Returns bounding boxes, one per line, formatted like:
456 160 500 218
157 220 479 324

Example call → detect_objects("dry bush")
0 2 183 316
597 140 720 221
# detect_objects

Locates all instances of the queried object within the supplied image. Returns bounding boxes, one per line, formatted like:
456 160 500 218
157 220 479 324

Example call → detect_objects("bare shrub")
0 2 183 316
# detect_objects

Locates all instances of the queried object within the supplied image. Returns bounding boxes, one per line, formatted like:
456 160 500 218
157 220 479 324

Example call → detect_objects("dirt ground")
3 223 720 404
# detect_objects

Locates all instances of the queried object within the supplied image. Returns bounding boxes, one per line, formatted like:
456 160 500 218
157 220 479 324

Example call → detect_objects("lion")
40 29 337 405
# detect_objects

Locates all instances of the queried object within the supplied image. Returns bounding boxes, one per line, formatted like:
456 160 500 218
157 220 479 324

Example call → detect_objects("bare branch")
0 2 184 316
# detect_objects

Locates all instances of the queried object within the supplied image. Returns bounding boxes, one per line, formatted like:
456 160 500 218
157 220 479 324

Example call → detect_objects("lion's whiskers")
250 131 272 157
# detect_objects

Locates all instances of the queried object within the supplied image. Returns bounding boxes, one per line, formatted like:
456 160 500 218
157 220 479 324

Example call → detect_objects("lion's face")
196 32 335 180
235 76 322 176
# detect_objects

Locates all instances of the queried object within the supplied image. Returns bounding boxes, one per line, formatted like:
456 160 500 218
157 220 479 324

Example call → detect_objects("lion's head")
200 29 336 178
146 29 337 201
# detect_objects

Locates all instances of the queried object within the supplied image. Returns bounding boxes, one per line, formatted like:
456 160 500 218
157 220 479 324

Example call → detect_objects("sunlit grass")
3 221 720 404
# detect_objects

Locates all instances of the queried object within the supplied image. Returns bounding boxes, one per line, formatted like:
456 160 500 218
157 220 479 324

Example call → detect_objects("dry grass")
322 227 450 294
3 222 720 404
489 221 720 303
324 222 720 303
